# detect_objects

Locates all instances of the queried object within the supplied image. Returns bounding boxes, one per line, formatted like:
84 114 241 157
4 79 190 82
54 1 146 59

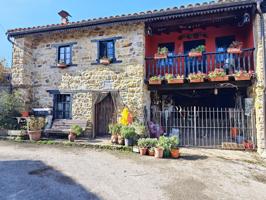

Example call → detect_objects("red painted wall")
145 24 254 57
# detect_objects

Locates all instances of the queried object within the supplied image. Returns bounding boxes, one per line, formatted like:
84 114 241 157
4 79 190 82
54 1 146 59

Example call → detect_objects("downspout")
256 0 266 156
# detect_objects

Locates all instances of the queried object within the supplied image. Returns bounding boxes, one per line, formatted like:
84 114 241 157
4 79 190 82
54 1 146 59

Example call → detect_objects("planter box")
209 76 229 82
7 130 24 136
149 80 162 85
167 79 184 84
100 59 110 65
227 48 242 54
154 53 167 60
188 52 202 57
57 63 68 68
222 142 245 150
189 78 204 83
234 75 251 81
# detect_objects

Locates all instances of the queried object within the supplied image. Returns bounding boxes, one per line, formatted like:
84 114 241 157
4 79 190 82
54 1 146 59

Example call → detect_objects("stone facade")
11 22 150 136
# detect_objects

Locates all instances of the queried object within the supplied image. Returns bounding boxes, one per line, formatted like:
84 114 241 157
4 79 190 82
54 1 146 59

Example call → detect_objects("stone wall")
11 22 150 136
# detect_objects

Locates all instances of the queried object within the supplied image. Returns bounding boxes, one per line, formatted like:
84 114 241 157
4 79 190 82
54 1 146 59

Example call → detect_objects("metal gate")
152 107 256 148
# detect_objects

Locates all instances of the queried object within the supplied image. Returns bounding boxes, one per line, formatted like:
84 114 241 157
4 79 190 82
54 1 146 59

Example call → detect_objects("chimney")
58 10 71 24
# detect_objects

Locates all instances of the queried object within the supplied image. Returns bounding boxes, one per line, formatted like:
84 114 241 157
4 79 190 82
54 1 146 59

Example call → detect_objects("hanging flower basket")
154 53 167 60
188 52 202 57
227 48 242 54
209 76 229 82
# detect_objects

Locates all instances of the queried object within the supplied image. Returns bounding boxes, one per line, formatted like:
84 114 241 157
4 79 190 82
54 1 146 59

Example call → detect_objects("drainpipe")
256 0 266 157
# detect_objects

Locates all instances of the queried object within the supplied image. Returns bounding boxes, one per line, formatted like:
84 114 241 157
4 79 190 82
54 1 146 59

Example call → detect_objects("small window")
58 46 72 65
54 94 72 119
99 40 115 61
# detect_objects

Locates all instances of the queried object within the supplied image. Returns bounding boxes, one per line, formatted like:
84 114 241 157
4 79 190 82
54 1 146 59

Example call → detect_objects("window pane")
65 58 71 64
66 47 71 53
59 47 65 54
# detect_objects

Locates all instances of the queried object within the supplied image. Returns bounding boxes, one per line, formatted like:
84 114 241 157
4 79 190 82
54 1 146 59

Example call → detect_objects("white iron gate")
152 107 256 148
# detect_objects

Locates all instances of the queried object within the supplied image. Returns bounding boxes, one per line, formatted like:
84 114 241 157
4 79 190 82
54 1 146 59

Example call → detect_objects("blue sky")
0 0 206 66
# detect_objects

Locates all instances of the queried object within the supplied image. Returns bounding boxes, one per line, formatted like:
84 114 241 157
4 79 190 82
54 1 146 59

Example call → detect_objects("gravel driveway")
0 141 266 200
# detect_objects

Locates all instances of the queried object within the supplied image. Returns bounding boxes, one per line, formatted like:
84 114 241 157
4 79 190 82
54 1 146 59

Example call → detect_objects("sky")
0 0 207 66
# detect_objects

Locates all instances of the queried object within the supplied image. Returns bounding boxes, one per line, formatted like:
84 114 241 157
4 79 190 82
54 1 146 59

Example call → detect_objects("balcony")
145 48 255 82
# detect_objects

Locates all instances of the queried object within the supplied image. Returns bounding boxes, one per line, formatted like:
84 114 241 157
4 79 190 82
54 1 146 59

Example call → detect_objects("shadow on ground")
180 154 208 161
0 160 101 200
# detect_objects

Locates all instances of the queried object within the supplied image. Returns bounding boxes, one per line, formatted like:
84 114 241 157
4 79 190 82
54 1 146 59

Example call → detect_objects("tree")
0 59 9 83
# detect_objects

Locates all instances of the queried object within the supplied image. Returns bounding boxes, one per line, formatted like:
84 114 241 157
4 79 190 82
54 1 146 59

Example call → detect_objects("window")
158 43 175 54
58 46 72 65
215 36 235 63
53 94 72 119
99 40 115 61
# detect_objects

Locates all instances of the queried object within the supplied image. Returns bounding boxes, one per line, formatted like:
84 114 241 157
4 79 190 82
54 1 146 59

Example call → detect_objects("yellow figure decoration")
119 108 133 125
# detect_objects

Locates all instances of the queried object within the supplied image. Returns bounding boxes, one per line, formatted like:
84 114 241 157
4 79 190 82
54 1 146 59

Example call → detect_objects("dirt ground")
0 141 266 200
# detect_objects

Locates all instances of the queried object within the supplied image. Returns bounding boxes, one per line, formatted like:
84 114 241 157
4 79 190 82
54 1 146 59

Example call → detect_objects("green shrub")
158 136 180 150
131 122 147 138
137 138 148 148
28 117 46 131
121 126 136 139
70 125 83 136
108 123 121 135
145 138 158 148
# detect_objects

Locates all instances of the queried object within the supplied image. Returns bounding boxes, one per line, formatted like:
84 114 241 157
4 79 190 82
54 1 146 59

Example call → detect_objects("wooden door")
95 94 115 137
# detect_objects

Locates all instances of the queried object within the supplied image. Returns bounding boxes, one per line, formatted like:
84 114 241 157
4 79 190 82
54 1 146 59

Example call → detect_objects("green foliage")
229 41 243 49
137 138 148 148
169 136 179 149
121 126 136 139
108 123 121 135
157 47 168 55
70 125 83 136
0 59 9 83
158 136 179 150
208 68 226 78
28 117 46 131
0 91 24 129
131 122 146 137
138 138 158 148
190 45 205 53
149 76 162 81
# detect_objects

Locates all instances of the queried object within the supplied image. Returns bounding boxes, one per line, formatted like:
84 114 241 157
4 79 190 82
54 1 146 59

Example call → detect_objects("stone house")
6 0 266 155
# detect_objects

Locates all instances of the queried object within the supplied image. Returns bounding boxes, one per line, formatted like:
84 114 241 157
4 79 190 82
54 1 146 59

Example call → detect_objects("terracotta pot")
170 148 180 159
231 128 239 139
147 149 155 156
209 76 229 82
21 111 29 117
68 132 77 142
100 59 110 65
188 52 202 57
111 135 118 144
167 79 184 84
28 130 41 141
234 75 251 81
154 147 164 158
139 147 147 156
227 48 242 54
118 135 124 145
189 78 204 83
154 53 167 59
149 80 162 85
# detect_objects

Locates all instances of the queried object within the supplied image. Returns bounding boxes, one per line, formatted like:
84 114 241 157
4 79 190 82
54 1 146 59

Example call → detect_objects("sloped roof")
7 0 256 37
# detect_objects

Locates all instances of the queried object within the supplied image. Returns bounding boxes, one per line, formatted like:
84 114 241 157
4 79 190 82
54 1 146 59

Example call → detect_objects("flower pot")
68 132 77 142
234 75 251 81
125 138 133 147
154 53 167 59
149 80 162 85
167 79 184 84
170 148 180 159
209 76 229 82
111 135 118 144
189 78 204 83
163 149 171 158
100 59 110 65
154 147 164 158
118 135 124 145
227 48 242 54
57 63 67 68
21 111 29 117
139 147 147 156
147 149 155 156
28 130 41 141
188 52 202 57
244 140 254 150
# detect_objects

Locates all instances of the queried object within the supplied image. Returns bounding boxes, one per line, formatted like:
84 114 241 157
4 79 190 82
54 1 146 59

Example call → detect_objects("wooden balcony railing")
145 48 255 79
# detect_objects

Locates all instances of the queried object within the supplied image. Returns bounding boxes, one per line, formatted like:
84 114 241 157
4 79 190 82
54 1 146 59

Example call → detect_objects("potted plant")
131 122 147 138
188 45 205 57
109 123 121 144
100 57 111 65
149 76 162 85
227 41 243 54
137 138 148 155
146 138 158 156
165 73 184 84
154 47 168 59
208 68 229 82
68 125 83 142
21 111 29 117
188 72 206 83
170 136 180 159
234 70 253 81
155 136 165 158
121 126 136 147
57 60 67 68
28 117 45 141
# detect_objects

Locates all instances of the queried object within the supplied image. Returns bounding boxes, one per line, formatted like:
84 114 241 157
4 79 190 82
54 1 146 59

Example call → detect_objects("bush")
28 117 46 131
108 123 121 135
70 125 83 136
158 136 180 150
131 122 147 138
121 126 136 139
0 91 24 130
137 138 148 148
